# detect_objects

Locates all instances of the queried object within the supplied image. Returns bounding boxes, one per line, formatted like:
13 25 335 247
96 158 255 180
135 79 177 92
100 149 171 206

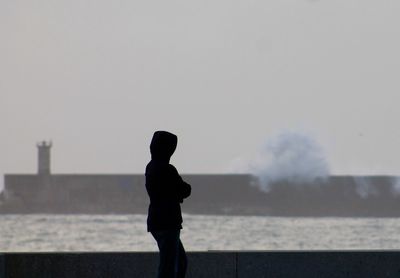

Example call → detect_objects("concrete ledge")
237 251 400 278
1 251 400 278
0 254 5 278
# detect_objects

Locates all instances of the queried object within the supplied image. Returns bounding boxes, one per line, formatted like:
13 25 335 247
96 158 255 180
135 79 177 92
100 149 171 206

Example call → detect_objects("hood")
150 131 178 162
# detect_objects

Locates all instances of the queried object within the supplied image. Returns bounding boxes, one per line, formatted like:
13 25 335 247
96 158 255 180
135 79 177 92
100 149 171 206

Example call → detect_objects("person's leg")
177 239 187 278
151 230 180 278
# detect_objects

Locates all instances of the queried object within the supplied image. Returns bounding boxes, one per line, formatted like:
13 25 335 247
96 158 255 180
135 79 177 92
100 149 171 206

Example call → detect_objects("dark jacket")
145 131 191 232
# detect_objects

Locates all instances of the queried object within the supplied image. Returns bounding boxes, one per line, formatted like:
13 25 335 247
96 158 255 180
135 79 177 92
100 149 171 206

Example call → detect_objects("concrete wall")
3 174 400 216
1 251 400 278
2 175 148 213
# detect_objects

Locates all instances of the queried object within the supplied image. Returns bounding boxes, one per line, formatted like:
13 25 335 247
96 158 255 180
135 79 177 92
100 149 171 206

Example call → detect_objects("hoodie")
145 131 192 231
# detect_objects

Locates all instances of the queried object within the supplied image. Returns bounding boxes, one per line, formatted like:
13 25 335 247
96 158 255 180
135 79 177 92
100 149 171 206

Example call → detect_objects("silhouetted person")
145 131 191 278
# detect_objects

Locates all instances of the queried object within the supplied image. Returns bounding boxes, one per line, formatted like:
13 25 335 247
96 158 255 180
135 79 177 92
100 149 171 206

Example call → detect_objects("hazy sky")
1 0 400 186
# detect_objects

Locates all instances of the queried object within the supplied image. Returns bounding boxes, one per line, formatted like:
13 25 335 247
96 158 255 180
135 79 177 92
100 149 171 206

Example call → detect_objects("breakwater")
2 174 400 216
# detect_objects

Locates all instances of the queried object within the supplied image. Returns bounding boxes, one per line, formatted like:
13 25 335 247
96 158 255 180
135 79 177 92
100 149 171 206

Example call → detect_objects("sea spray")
390 177 400 196
353 176 378 198
231 130 330 191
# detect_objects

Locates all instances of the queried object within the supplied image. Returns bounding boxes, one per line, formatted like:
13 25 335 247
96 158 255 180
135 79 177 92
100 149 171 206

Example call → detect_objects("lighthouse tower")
37 141 52 175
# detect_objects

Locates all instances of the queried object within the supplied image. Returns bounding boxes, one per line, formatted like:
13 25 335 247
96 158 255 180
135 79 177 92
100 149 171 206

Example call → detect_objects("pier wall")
3 174 400 216
1 251 400 278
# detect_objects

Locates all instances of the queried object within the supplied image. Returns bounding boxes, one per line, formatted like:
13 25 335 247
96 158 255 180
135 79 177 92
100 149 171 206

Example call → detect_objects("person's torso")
145 160 183 231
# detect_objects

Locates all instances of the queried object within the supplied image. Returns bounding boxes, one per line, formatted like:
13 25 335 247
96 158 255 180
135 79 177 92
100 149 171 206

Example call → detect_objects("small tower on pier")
37 141 52 175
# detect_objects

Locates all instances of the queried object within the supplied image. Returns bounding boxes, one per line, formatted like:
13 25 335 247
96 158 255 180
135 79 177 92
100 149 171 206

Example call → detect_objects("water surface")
1 214 399 251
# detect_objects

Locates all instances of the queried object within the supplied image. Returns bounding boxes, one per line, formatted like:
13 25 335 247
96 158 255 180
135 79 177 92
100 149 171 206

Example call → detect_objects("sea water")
0 214 399 252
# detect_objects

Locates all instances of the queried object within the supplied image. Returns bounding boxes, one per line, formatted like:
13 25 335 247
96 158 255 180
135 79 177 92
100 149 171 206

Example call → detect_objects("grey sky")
1 0 400 187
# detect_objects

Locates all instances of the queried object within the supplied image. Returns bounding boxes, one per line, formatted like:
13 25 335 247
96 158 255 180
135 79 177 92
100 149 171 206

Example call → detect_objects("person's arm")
169 165 191 202
178 178 191 200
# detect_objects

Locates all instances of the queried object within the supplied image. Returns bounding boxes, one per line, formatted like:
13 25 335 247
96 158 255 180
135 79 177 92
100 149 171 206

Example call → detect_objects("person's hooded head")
150 131 178 162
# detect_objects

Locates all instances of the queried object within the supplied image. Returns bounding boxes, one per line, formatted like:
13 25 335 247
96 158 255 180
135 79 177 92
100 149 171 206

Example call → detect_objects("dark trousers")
151 229 187 278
